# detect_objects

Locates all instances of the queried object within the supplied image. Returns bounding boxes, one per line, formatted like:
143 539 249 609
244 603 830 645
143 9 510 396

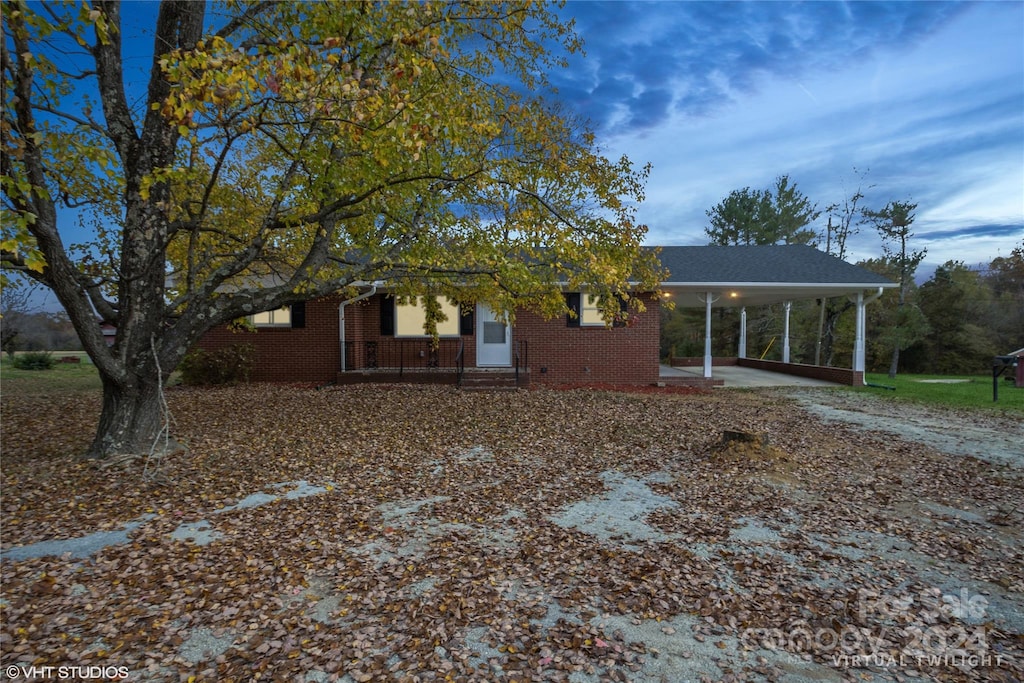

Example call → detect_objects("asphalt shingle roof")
653 245 893 285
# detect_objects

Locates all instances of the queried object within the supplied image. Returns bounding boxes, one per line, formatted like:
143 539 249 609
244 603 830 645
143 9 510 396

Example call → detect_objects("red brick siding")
195 295 344 383
514 293 661 386
195 292 663 385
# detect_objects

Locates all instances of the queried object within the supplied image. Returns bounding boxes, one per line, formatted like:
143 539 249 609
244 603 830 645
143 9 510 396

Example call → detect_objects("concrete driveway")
659 363 842 388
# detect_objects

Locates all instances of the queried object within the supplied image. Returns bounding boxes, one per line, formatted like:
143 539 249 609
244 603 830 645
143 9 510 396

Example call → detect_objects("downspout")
782 300 792 363
863 286 884 306
738 307 747 359
339 284 378 372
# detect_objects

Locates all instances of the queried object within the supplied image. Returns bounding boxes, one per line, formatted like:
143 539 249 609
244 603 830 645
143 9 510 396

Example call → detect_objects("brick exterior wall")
514 293 661 386
195 295 346 383
194 292 663 385
354 293 478 369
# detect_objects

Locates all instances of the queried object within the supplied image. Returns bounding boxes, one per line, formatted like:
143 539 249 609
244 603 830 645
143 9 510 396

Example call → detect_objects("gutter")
339 284 379 372
659 281 899 289
849 286 885 309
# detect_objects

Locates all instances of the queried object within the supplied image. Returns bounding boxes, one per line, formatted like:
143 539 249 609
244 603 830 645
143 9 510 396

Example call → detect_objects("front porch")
337 338 529 388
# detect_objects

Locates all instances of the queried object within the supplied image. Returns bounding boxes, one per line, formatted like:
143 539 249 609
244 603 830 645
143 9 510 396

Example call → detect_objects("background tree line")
1 280 83 355
662 173 1023 376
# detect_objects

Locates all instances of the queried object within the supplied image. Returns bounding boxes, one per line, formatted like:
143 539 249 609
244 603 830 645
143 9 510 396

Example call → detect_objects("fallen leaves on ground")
1 384 1021 682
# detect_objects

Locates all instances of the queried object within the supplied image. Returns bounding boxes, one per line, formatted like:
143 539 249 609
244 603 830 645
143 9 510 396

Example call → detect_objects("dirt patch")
1 385 1021 682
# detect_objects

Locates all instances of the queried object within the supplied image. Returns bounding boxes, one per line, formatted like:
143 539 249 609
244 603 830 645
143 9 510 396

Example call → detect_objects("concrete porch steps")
336 368 528 389
459 370 524 391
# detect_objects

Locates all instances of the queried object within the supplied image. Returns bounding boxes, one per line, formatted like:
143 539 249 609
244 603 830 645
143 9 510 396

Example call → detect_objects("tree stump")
720 430 767 448
710 430 788 463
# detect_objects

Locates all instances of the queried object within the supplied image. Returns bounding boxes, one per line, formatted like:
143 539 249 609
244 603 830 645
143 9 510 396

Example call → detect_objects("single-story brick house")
195 245 896 388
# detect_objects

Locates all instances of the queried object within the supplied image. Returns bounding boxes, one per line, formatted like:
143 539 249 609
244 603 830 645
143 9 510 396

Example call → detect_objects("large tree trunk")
86 369 166 460
888 346 900 379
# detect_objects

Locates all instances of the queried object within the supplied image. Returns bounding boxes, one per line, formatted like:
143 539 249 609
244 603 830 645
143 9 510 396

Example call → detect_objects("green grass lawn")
0 352 102 396
855 371 1024 412
3 352 1022 414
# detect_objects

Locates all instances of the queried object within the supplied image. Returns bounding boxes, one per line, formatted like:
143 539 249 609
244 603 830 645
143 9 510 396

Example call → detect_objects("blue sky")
548 0 1024 273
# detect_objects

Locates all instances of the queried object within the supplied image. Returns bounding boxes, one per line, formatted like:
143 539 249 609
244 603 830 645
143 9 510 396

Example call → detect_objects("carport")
660 363 842 387
655 245 899 385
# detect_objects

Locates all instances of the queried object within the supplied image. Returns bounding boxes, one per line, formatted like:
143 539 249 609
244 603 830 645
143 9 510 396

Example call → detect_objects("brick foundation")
670 356 739 367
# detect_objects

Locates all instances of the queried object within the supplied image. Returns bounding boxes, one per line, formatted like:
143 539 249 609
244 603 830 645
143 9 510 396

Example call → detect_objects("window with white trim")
580 294 606 326
251 306 291 327
395 296 460 337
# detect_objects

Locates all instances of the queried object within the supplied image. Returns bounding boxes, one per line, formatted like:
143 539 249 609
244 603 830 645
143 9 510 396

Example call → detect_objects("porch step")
459 371 523 391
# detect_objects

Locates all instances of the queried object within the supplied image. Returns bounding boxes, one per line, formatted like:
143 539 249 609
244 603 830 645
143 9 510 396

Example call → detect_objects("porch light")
729 291 739 298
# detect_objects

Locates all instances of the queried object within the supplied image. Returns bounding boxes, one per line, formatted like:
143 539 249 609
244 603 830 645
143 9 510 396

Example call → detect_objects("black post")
994 361 999 402
993 356 1016 402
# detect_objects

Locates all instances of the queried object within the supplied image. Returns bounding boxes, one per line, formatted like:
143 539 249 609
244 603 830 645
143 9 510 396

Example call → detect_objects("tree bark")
87 373 166 460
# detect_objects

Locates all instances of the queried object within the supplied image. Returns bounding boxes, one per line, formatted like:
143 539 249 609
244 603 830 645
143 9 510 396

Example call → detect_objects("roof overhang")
660 282 898 308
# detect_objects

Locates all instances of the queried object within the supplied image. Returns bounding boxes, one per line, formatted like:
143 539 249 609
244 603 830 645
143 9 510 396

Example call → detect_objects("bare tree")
816 169 872 365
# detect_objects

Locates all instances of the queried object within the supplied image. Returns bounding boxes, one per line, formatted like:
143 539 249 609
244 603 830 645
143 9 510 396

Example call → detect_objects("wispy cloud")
917 224 1023 241
550 0 1023 269
555 1 971 133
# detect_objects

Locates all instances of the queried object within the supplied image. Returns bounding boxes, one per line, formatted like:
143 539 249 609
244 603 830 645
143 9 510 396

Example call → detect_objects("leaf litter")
1 383 1022 682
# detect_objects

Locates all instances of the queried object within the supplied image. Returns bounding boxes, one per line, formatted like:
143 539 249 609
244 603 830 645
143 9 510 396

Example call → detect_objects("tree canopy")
704 175 819 246
2 1 661 458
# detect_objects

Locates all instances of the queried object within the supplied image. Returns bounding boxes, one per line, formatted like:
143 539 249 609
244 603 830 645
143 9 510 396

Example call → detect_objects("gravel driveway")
782 388 1024 466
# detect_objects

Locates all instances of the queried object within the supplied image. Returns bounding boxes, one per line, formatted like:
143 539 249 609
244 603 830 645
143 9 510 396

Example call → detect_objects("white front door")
476 304 511 367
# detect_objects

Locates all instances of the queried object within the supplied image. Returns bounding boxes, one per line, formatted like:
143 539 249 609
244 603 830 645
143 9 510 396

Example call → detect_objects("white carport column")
701 292 719 378
738 307 747 359
852 291 866 373
850 288 884 379
782 301 792 363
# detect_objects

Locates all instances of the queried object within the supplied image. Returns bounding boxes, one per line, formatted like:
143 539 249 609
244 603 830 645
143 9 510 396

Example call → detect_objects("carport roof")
654 244 897 308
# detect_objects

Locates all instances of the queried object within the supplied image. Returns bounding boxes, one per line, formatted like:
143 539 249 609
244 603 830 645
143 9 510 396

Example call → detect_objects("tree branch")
91 2 139 162
3 6 119 377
